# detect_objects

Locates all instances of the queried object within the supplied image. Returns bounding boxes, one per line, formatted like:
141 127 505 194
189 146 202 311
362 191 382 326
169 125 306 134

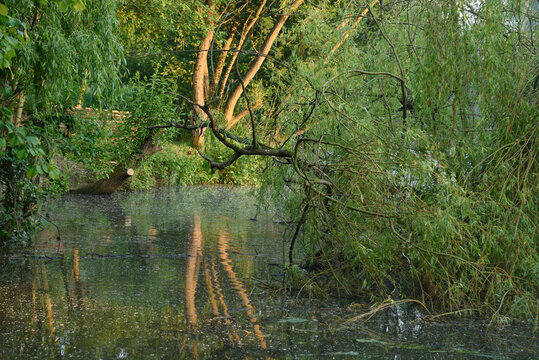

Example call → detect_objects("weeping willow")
256 0 537 321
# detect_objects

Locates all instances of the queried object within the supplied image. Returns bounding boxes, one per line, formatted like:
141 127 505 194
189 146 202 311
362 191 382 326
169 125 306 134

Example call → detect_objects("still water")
0 187 535 359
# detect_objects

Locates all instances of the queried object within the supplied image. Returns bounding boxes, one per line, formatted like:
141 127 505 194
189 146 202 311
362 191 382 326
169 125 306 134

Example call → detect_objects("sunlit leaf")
26 136 40 146
16 148 28 159
26 166 38 179
73 1 85 11
48 168 60 180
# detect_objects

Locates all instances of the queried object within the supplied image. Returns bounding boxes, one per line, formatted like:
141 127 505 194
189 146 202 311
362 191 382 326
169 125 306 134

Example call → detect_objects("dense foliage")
0 0 122 245
259 0 537 321
0 0 536 321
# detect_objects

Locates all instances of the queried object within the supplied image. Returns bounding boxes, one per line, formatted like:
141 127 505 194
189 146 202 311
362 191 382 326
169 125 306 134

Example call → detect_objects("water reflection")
185 213 202 331
182 213 270 358
39 264 56 338
0 187 535 359
218 230 267 350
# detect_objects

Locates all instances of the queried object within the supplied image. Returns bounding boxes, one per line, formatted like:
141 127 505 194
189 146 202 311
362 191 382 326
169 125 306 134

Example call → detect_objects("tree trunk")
70 132 159 195
191 4 215 149
13 91 25 126
217 0 267 108
210 21 238 97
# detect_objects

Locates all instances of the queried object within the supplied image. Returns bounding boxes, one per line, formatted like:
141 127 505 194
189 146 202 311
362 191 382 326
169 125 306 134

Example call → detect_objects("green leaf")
0 58 10 69
0 4 8 16
4 35 17 46
57 1 68 11
16 148 28 159
0 138 5 148
26 166 38 179
48 168 60 180
73 1 85 11
278 317 308 324
8 133 18 146
26 136 40 146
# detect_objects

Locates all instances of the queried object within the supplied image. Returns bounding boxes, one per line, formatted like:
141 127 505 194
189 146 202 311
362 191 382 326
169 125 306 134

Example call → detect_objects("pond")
0 187 535 359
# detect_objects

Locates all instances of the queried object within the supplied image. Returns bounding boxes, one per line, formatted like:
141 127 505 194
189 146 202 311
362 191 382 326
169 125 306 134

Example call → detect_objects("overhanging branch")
149 97 293 170
198 149 242 170
147 121 210 131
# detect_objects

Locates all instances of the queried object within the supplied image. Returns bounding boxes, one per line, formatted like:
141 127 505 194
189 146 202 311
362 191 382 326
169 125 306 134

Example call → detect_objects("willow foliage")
1 0 123 245
9 0 123 110
259 0 537 321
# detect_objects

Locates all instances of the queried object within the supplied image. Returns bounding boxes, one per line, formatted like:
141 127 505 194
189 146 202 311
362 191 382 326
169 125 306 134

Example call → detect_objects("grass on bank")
128 143 263 189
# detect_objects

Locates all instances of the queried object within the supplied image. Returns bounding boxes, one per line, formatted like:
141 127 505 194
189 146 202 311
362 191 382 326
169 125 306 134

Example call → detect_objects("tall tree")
158 0 537 319
187 0 305 148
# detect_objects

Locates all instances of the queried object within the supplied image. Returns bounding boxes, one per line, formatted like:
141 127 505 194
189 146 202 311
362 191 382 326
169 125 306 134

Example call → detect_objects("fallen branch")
346 299 430 323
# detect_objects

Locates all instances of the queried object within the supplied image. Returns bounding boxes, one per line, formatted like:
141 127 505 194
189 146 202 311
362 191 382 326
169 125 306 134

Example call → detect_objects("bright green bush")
1 0 121 247
129 143 262 189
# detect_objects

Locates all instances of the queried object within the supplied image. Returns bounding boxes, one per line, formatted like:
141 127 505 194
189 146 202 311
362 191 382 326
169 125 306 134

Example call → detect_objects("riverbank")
58 142 264 193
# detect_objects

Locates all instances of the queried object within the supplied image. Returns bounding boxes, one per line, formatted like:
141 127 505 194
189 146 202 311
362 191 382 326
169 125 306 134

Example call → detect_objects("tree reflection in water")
30 246 83 355
218 230 267 349
182 212 270 359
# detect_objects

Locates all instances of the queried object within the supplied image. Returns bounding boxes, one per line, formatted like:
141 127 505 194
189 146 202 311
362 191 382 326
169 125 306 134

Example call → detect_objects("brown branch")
227 100 263 129
292 137 395 218
289 194 310 265
148 115 270 148
280 90 320 147
147 121 210 131
234 59 256 146
350 69 404 83
366 2 407 124
198 149 242 170
172 96 293 170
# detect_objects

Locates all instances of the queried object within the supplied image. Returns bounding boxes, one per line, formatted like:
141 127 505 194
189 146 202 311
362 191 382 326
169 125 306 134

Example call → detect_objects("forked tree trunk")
222 0 304 128
217 0 267 108
210 21 238 97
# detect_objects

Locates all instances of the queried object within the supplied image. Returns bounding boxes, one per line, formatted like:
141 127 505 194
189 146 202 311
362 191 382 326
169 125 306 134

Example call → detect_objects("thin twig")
366 2 407 125
289 191 310 265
